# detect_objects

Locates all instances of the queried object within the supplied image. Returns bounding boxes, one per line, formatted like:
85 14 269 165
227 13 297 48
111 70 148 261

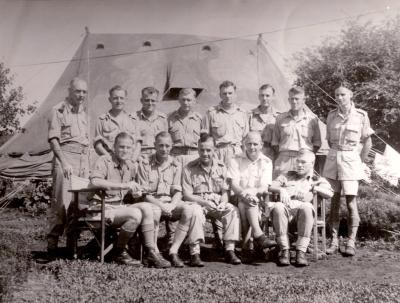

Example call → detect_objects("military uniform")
271 172 332 253
131 110 168 155
182 158 241 252
272 109 321 177
249 106 278 160
201 104 248 164
94 110 138 153
47 100 89 239
136 154 203 247
168 110 202 165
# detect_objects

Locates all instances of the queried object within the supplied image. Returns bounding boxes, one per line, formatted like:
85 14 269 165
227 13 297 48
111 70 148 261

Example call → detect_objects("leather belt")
331 144 356 151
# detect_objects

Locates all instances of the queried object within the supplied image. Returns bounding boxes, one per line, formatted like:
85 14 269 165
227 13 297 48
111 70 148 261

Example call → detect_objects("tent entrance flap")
163 87 204 100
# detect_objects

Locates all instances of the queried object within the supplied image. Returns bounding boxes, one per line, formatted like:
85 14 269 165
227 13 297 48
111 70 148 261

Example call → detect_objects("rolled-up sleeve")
226 157 240 182
90 157 108 182
182 166 194 196
200 111 210 134
312 117 322 147
48 109 61 142
361 114 374 142
170 164 183 193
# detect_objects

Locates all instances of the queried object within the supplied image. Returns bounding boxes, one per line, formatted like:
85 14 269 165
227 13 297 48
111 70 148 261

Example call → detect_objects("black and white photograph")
1 0 400 302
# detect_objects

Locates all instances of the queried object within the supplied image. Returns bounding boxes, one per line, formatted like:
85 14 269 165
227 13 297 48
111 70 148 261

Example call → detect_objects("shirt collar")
173 109 196 120
139 109 160 121
253 106 274 116
288 108 307 121
151 154 174 171
65 99 84 113
216 103 239 114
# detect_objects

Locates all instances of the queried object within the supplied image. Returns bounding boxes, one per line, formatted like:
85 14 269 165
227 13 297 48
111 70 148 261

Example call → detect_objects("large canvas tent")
0 32 299 179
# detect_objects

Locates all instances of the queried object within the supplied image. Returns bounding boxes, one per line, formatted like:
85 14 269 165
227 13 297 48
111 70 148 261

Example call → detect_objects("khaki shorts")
327 178 359 196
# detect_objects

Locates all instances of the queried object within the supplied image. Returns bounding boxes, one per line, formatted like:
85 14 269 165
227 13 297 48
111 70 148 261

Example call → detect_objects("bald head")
68 77 87 107
244 131 262 144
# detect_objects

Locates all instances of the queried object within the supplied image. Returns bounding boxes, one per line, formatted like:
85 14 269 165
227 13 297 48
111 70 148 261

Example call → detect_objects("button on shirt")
201 103 249 146
227 152 272 189
272 109 321 152
136 155 182 199
94 111 138 151
182 158 229 196
48 100 89 146
168 110 202 148
131 110 168 148
249 106 277 144
90 155 137 202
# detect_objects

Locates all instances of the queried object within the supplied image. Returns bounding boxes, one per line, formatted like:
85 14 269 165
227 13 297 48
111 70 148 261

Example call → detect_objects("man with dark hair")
90 132 168 267
249 84 279 161
270 149 333 266
168 88 202 165
136 131 203 268
272 86 321 177
131 86 168 156
47 77 90 258
323 85 373 256
201 80 248 164
182 133 242 265
94 85 141 160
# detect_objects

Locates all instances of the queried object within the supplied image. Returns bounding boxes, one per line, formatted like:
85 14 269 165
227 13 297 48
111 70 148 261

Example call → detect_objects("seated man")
182 133 241 265
227 131 277 263
270 149 333 267
90 132 170 268
136 131 203 268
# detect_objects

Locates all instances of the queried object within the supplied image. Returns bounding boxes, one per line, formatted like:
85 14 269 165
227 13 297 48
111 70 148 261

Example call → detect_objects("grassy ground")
1 209 400 303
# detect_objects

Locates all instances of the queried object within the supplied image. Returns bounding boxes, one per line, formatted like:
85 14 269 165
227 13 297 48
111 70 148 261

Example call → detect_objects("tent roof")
0 32 291 155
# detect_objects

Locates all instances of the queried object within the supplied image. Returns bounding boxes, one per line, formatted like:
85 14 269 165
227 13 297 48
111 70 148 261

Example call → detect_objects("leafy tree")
292 16 400 150
0 62 36 145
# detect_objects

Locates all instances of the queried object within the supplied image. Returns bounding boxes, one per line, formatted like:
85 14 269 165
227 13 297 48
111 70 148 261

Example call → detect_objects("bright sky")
0 0 398 124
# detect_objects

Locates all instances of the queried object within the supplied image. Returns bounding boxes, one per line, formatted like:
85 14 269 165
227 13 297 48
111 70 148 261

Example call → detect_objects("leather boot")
145 249 171 268
170 253 184 268
224 250 241 265
113 248 142 266
278 249 290 266
189 254 204 267
295 250 308 267
254 234 277 249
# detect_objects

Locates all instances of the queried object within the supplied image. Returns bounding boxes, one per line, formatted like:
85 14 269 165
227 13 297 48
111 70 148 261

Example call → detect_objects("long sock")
116 220 139 249
169 225 189 255
141 223 155 249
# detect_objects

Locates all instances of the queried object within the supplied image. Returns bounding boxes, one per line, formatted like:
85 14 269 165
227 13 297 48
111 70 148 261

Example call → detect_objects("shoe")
224 250 241 265
113 249 142 266
278 249 290 266
189 254 204 267
254 234 277 249
295 250 308 267
343 245 356 257
326 241 339 255
170 253 184 268
144 249 171 268
241 249 255 264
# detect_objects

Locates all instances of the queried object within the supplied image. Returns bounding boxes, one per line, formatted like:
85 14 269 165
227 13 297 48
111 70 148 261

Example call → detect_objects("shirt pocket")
280 122 292 136
169 123 182 143
344 124 360 143
301 124 313 139
211 120 226 138
234 118 246 135
328 124 340 142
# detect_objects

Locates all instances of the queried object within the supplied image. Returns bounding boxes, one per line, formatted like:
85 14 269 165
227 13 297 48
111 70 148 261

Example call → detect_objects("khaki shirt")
249 106 278 144
201 103 249 146
48 100 89 146
323 105 374 180
272 171 332 203
182 158 229 196
90 155 137 202
131 110 168 148
168 110 202 148
227 152 272 189
94 110 138 151
272 109 321 152
136 155 182 200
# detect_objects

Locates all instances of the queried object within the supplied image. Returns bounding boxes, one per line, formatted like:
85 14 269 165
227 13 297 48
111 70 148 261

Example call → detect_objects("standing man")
131 87 168 156
182 133 242 265
136 132 204 268
270 149 333 266
94 85 141 160
228 131 277 263
168 88 202 165
249 84 279 161
323 85 373 256
201 80 249 164
47 77 90 258
271 86 321 178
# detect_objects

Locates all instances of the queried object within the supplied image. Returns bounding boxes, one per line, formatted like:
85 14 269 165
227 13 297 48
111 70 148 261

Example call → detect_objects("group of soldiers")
46 77 373 268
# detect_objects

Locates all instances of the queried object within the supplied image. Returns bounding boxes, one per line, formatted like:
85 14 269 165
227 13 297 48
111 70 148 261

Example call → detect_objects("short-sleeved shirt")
249 106 278 144
272 109 321 152
90 155 137 202
131 110 168 148
136 154 182 199
48 100 89 146
272 171 332 203
182 158 229 196
201 103 249 146
168 110 202 148
323 104 374 180
94 110 138 151
227 152 272 189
